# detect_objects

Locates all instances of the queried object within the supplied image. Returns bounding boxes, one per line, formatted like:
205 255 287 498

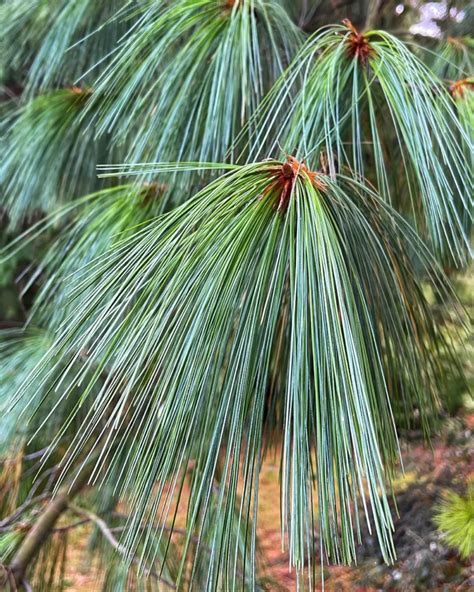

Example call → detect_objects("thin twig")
111 512 201 545
8 462 94 586
0 448 48 465
51 518 91 533
0 494 51 530
69 504 176 590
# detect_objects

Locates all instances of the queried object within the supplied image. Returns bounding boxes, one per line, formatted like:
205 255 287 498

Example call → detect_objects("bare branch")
0 493 51 531
69 504 176 590
7 463 92 586
51 518 90 533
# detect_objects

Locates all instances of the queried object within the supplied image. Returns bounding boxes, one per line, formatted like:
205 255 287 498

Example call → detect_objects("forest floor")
63 412 473 591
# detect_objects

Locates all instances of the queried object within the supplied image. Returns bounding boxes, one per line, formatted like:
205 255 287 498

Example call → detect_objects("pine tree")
0 1 472 590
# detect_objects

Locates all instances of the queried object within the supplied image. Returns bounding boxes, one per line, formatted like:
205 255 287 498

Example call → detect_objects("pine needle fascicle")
9 160 459 586
1 88 110 227
2 0 132 93
248 21 473 263
85 0 303 168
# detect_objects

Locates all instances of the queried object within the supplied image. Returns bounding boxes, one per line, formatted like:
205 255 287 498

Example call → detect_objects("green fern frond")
434 485 474 559
86 0 303 167
249 21 473 263
10 160 459 585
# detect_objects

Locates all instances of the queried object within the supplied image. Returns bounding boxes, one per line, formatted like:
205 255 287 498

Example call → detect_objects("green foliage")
452 77 474 139
1 0 52 85
0 329 55 448
0 531 24 563
87 0 303 166
434 485 474 559
25 0 131 95
9 160 461 584
0 328 97 451
0 1 472 589
429 36 474 80
1 0 131 91
250 22 472 262
5 184 166 328
1 88 110 226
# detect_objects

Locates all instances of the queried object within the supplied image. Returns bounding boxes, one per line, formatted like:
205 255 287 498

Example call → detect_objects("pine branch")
0 3 471 589
7 464 91 587
0 494 51 532
1 88 108 227
9 159 461 585
248 21 473 263
2 0 132 93
86 0 303 169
